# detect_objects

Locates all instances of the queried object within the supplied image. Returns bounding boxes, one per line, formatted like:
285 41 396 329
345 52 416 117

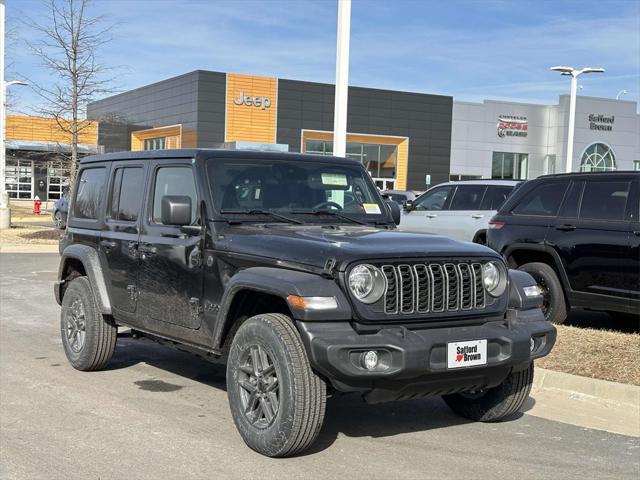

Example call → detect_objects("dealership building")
86 70 639 191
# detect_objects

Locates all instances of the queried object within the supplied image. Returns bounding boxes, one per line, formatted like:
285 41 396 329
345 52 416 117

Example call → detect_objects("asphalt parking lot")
1 253 638 480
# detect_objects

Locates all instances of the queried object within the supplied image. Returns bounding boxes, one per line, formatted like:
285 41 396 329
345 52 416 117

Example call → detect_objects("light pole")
551 66 605 173
333 0 351 158
616 89 628 100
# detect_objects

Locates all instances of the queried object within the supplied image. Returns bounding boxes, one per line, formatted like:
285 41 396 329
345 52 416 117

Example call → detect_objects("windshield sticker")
321 173 348 186
363 203 381 214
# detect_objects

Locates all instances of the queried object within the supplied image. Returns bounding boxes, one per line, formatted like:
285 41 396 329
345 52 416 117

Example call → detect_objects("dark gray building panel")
277 79 452 189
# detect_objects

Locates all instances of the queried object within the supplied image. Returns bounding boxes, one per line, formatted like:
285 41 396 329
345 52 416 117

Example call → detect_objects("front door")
99 162 146 319
136 161 204 331
399 184 455 236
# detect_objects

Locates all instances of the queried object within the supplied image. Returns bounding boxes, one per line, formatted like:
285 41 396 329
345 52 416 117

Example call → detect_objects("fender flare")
56 244 112 314
503 243 571 292
212 267 352 350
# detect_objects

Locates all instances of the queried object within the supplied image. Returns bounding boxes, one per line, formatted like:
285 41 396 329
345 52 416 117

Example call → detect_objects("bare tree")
25 0 117 185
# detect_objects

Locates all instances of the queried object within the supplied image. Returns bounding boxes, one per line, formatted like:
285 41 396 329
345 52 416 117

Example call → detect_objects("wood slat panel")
225 73 277 143
6 115 98 145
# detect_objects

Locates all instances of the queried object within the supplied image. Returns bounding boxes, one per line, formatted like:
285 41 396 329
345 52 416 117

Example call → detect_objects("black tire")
443 363 534 422
518 262 567 324
226 313 326 457
60 277 117 371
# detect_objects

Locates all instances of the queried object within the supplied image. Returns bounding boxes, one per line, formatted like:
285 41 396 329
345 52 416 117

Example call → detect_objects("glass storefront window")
545 155 556 175
5 158 33 199
492 152 528 180
634 161 640 171
144 137 167 150
47 160 70 200
580 143 616 172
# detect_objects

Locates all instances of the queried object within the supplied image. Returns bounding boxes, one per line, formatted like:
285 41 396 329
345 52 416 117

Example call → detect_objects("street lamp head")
550 66 574 74
5 80 29 87
580 67 605 74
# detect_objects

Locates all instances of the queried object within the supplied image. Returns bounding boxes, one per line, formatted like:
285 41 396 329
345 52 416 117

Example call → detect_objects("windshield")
207 158 388 223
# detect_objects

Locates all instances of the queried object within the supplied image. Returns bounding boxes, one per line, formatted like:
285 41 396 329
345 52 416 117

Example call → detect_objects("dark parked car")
55 149 555 457
52 188 69 229
381 189 420 207
488 171 640 324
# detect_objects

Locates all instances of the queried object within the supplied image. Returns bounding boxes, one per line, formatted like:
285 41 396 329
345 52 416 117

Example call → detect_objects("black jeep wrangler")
55 149 555 457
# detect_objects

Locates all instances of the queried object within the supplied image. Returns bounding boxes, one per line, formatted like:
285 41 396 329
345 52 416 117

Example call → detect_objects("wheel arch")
55 244 112 314
503 243 570 293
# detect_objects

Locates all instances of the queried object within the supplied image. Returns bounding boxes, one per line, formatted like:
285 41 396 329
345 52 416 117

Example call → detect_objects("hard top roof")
80 148 362 166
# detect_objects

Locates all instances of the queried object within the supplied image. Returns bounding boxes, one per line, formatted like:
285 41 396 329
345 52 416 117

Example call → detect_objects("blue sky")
5 0 640 114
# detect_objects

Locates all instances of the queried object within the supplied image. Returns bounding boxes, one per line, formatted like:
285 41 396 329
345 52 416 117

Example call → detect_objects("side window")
413 186 453 211
449 185 487 210
512 181 568 217
73 167 106 220
480 186 515 210
109 167 144 222
558 181 584 218
152 166 198 224
579 180 631 221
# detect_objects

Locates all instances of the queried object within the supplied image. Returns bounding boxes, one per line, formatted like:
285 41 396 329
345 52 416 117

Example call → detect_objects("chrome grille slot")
472 263 485 309
444 264 459 311
380 262 487 317
382 266 398 314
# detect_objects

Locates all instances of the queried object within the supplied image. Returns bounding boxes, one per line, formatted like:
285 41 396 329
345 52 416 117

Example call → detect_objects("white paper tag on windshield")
363 203 381 214
321 173 348 186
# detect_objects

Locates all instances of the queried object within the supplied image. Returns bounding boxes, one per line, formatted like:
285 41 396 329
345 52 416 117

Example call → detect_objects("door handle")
555 224 576 232
426 213 438 219
100 240 116 249
471 214 484 219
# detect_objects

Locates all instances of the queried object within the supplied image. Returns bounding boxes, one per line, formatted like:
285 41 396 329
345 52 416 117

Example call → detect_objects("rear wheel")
443 363 534 422
226 313 326 457
60 277 117 371
518 262 567 324
53 210 66 229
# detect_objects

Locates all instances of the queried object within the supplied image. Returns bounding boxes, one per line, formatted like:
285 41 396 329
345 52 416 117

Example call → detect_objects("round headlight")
482 261 507 297
348 264 386 304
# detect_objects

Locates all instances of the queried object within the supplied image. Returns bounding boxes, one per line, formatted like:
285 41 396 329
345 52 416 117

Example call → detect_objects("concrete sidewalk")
0 243 59 254
528 367 640 437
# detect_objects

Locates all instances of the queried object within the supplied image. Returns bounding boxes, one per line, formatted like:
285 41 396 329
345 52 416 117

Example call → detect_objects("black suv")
55 149 555 457
488 171 640 324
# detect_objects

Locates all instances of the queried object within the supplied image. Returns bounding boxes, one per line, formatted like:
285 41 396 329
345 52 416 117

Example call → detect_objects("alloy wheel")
237 345 280 429
66 299 87 353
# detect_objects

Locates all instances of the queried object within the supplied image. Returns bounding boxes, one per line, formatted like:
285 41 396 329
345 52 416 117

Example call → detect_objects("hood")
214 223 498 270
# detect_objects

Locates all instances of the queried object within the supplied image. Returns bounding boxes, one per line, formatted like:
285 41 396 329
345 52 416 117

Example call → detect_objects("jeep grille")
381 263 485 315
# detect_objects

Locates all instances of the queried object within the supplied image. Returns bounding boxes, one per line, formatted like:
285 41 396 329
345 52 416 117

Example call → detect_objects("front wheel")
443 363 534 422
53 210 66 229
226 313 326 457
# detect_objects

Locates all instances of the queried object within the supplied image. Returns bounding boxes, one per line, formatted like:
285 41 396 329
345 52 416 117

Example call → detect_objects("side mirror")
161 195 192 226
404 200 414 212
385 200 401 225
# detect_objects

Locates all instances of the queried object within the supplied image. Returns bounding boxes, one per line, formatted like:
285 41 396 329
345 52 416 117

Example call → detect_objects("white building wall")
451 95 639 179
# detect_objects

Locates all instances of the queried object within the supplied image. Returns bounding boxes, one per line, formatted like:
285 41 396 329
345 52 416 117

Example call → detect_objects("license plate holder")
447 339 487 369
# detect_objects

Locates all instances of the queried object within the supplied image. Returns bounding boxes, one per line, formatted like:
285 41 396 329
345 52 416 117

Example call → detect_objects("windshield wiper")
220 209 304 225
291 209 374 226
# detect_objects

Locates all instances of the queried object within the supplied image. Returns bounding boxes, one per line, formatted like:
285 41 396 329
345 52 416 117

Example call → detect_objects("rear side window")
73 167 106 220
109 167 144 222
449 185 487 210
558 181 584 218
152 166 198 224
579 180 631 221
480 186 515 210
512 181 568 217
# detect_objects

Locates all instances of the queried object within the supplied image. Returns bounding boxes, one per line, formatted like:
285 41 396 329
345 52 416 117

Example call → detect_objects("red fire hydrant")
33 196 42 215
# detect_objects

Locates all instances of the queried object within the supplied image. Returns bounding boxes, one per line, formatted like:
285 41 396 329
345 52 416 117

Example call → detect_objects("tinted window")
414 186 453 211
153 167 197 224
558 181 584 218
109 167 143 222
580 180 630 221
449 185 487 210
73 168 106 220
512 182 568 217
480 186 515 210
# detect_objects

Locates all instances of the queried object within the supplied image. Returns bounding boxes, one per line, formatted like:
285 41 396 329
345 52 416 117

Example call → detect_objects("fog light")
523 285 542 297
362 350 379 370
530 337 535 352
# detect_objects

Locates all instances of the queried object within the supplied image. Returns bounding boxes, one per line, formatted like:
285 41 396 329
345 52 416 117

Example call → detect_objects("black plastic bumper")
296 308 556 403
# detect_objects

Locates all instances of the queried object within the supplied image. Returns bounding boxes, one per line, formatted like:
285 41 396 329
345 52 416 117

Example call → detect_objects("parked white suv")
399 180 520 244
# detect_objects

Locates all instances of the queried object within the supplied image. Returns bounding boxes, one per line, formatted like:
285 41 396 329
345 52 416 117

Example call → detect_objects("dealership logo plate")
447 339 487 369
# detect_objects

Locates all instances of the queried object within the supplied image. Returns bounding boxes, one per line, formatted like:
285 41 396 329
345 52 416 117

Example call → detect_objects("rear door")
444 184 488 241
547 176 633 299
99 162 146 319
136 160 204 331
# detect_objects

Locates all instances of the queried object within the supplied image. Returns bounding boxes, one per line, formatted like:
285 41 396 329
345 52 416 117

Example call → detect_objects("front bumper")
296 308 556 403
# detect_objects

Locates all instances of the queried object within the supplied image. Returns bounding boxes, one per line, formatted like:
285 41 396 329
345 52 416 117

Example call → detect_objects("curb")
534 367 640 407
0 243 59 254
